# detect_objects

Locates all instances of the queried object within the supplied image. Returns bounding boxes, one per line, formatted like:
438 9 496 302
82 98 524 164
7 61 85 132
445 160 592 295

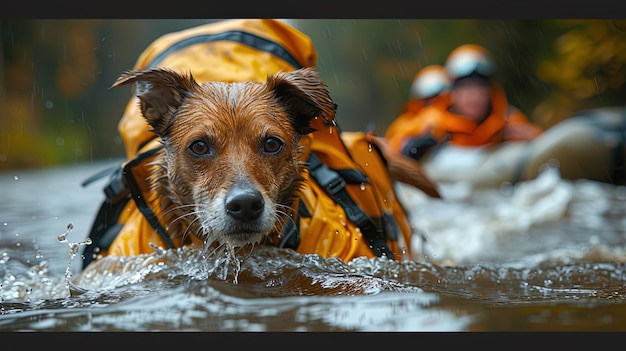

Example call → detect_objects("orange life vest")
384 100 427 143
81 19 417 269
386 86 541 154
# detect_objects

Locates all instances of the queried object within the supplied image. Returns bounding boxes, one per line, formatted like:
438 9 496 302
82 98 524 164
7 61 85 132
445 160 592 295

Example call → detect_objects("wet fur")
113 67 335 252
113 66 441 258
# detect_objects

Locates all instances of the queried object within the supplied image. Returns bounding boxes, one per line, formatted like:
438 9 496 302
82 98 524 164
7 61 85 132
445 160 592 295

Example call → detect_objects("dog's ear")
112 68 198 136
265 67 336 135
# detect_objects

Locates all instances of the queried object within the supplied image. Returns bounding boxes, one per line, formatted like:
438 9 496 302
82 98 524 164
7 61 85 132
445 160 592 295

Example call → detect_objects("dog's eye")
262 136 284 155
188 140 212 157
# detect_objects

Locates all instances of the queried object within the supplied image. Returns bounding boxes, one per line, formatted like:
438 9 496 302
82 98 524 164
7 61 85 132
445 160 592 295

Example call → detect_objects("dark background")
2 19 625 170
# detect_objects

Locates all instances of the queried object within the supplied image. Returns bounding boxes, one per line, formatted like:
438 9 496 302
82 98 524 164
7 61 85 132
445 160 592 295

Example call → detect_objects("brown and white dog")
103 66 440 259
112 67 334 250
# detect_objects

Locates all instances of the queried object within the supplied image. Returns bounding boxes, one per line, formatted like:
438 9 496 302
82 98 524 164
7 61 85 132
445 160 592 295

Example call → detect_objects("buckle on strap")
325 176 347 195
103 167 127 201
308 153 347 195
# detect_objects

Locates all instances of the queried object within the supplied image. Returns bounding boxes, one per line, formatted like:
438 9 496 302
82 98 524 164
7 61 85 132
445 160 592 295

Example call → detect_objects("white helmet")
445 44 496 81
409 65 451 100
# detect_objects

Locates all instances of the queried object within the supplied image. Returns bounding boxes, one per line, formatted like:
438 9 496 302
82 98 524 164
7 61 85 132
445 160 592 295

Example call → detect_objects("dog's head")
113 66 336 249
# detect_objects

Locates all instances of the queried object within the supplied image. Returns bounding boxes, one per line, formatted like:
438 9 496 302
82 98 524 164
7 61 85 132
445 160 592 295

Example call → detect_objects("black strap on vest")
307 152 394 259
81 165 131 269
147 30 303 70
80 145 176 268
121 146 177 251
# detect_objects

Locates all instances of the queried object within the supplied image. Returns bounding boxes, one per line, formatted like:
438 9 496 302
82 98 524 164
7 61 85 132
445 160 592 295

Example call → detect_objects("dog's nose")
225 187 265 221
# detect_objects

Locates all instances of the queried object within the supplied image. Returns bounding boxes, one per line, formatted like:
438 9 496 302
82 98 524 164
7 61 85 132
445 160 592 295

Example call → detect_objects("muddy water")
1 161 626 331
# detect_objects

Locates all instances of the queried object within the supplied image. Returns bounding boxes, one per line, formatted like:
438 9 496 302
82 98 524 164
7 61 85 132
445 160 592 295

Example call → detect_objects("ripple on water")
2 163 626 330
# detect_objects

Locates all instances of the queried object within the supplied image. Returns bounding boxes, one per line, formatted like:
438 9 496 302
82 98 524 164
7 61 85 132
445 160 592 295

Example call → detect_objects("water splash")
56 223 92 296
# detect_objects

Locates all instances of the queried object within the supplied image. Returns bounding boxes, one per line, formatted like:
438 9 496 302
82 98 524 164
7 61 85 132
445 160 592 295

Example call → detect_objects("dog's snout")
225 186 265 221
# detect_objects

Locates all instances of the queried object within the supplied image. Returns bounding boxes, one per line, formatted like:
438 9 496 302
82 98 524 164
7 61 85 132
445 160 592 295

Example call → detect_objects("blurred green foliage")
1 19 625 171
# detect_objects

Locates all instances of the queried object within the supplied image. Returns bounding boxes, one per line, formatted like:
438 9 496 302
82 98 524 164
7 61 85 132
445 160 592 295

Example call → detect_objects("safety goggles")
445 50 496 80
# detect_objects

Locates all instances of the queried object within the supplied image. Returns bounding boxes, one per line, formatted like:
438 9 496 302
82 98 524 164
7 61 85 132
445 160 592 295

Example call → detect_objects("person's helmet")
444 44 496 81
409 65 451 100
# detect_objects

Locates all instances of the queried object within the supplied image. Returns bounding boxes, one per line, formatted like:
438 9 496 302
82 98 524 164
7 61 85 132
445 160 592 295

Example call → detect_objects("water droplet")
57 223 74 242
13 176 18 181
359 183 366 191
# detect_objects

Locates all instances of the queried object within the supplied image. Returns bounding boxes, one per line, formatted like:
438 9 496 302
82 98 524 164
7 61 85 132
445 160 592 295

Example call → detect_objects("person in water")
386 44 543 161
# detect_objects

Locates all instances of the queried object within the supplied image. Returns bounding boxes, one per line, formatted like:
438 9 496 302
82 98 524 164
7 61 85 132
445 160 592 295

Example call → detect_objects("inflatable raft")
420 106 626 188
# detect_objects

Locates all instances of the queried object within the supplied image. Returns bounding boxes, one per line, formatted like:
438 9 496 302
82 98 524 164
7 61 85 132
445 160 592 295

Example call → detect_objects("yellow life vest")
81 19 415 269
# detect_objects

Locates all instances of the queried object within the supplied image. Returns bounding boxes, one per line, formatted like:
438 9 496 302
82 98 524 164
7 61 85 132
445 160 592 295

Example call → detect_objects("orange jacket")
386 85 542 156
384 100 426 142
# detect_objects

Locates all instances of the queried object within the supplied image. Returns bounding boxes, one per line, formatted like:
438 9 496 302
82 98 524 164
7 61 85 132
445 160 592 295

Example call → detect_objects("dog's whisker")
167 209 205 228
273 211 293 231
274 205 298 230
173 212 205 242
161 204 202 217
205 239 225 257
